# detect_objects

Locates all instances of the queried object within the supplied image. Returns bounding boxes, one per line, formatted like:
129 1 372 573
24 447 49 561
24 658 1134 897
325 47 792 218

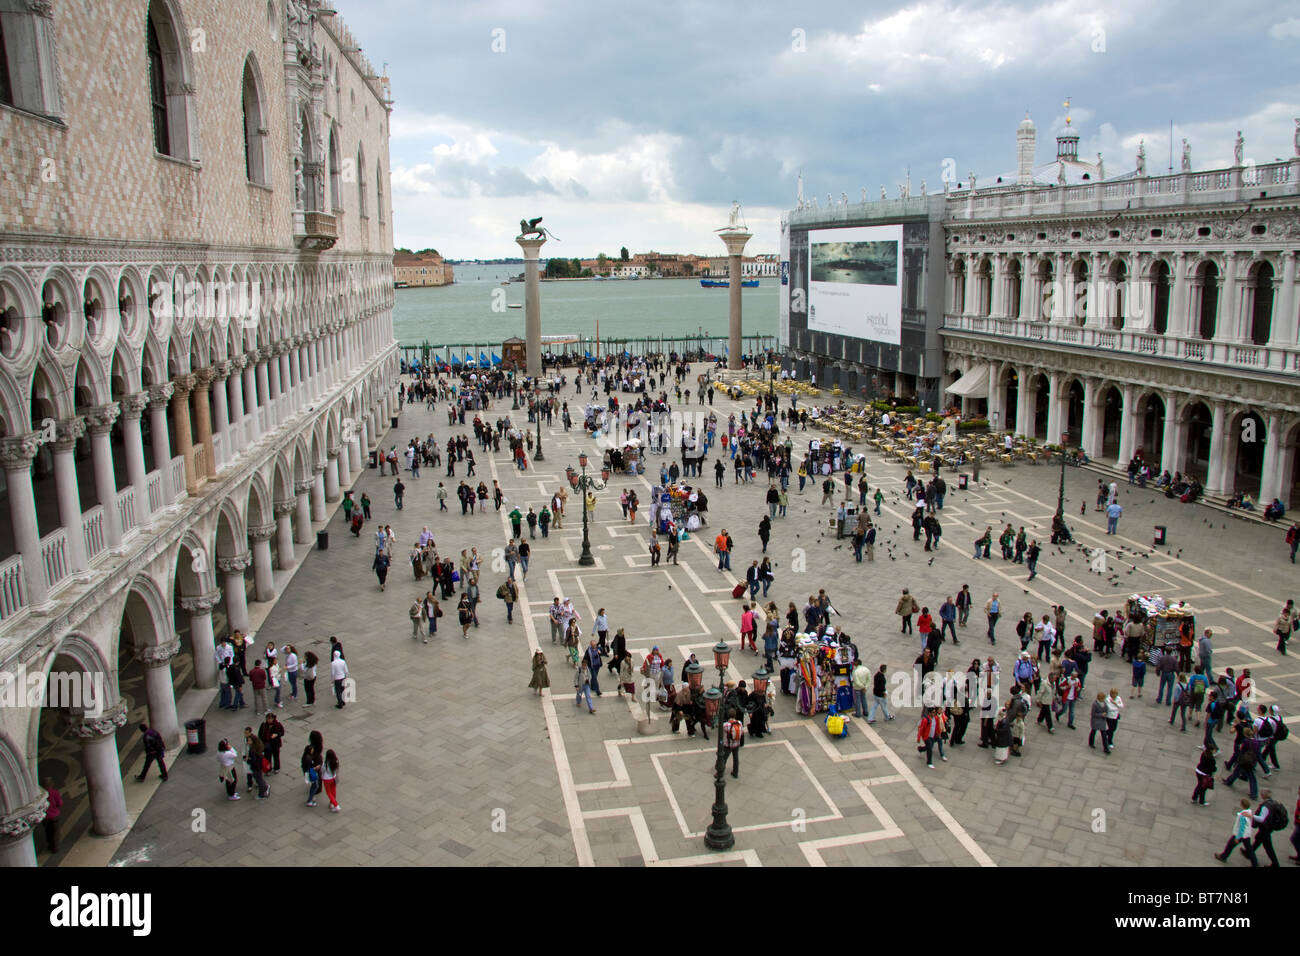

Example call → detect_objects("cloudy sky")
332 0 1300 260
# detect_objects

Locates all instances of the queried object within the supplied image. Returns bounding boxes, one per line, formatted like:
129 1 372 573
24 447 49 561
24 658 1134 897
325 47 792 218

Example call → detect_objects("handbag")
261 756 272 773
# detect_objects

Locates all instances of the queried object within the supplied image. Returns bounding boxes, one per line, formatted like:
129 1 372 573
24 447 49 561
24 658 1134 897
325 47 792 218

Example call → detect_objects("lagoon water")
392 262 778 349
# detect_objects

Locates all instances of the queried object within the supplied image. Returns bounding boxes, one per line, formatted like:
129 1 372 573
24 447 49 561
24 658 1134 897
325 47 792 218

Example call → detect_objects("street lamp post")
571 451 605 566
1056 431 1069 521
699 649 771 852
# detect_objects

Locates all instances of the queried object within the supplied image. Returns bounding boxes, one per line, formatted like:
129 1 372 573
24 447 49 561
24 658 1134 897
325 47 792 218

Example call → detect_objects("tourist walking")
529 650 550 696
243 727 270 798
321 750 341 812
135 723 168 782
1089 693 1111 754
575 659 596 713
1215 800 1259 865
302 651 318 706
985 592 1000 644
331 649 349 709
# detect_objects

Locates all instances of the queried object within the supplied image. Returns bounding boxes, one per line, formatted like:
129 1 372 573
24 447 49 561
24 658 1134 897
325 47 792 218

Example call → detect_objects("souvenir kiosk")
1126 594 1196 656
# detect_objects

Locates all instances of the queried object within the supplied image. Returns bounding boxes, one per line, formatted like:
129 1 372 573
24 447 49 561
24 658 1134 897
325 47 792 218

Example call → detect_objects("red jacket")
249 666 267 690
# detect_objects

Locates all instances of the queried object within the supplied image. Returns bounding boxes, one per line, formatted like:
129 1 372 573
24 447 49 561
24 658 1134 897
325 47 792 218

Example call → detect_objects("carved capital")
73 699 129 739
228 354 248 372
147 382 175 407
179 590 221 614
52 416 86 451
216 552 252 574
294 479 315 495
0 432 41 469
273 500 297 517
171 373 196 397
213 360 232 380
327 445 342 459
258 346 274 362
0 795 49 841
248 523 277 542
84 403 121 434
26 0 54 18
135 638 182 667
119 391 149 420
193 366 216 388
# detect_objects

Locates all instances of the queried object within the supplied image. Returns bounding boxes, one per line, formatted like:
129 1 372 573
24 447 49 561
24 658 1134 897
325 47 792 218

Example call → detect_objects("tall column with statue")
717 202 752 372
516 217 552 380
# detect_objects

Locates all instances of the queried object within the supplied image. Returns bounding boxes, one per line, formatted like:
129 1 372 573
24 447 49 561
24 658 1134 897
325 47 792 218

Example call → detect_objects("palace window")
0 0 63 116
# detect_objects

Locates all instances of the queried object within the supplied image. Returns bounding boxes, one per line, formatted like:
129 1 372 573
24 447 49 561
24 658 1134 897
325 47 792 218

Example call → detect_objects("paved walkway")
112 369 1298 867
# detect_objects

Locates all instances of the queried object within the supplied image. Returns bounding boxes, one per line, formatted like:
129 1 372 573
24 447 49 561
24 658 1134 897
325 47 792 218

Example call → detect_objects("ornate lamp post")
572 451 604 566
1055 430 1069 524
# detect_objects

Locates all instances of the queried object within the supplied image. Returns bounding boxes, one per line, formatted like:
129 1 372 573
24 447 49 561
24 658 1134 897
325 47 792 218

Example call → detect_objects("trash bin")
391 415 399 429
185 718 206 755
369 450 378 469
317 530 329 551
959 474 969 490
1153 525 1167 546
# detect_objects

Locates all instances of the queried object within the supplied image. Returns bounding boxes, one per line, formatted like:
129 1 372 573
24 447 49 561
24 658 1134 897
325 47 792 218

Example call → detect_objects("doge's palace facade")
939 122 1300 507
0 0 398 865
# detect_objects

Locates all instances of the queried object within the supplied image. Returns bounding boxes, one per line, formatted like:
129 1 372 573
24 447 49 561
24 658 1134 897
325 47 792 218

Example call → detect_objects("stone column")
963 257 977 317
217 552 252 632
1205 401 1228 494
51 417 88 572
1117 384 1139 467
180 590 220 689
249 524 276 602
1021 254 1036 321
0 794 48 867
119 393 151 522
1217 252 1238 342
310 467 327 521
147 383 175 505
989 254 1004 318
1045 372 1064 445
1085 253 1104 327
255 349 272 430
273 500 296 569
324 450 341 501
1051 253 1069 322
1 432 45 605
294 480 314 544
1160 393 1182 475
85 403 123 550
984 361 1003 433
210 363 232 469
1260 413 1288 506
75 700 129 836
1081 378 1102 457
1273 251 1297 347
267 350 284 425
243 359 260 445
348 433 362 476
516 234 546 378
1015 370 1034 438
135 639 182 749
1169 252 1190 336
171 373 197 493
278 348 293 413
719 226 753 370
227 356 247 455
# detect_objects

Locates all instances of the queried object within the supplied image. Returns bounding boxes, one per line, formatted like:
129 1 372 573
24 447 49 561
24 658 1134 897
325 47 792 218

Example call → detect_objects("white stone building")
0 0 397 865
942 116 1300 506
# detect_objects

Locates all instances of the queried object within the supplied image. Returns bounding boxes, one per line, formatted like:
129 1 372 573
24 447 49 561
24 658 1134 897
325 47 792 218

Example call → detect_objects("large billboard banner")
807 224 903 344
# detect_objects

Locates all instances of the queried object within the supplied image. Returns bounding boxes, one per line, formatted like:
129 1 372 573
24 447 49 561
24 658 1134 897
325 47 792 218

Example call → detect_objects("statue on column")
840 192 847 205
861 187 867 203
1181 138 1191 172
727 201 742 227
294 157 305 210
1096 153 1104 180
880 185 886 200
1057 162 1066 186
1233 130 1244 166
968 171 976 192
1135 140 1146 177
920 179 926 196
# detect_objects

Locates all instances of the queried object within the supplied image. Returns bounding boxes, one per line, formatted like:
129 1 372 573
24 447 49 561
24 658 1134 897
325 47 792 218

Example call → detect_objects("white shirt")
1104 694 1125 719
330 655 349 681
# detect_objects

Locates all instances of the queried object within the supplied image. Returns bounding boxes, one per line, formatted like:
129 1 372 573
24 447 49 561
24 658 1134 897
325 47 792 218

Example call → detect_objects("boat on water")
507 303 522 309
700 278 759 288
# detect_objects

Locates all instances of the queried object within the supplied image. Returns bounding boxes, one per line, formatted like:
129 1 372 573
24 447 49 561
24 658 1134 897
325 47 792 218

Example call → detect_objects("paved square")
110 366 1298 868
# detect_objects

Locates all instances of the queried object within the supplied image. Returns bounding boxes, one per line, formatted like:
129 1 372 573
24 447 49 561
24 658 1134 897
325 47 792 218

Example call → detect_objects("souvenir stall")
791 632 855 717
1126 593 1196 656
657 482 705 533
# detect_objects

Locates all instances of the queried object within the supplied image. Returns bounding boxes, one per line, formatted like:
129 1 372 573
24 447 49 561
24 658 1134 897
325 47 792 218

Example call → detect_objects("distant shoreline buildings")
393 251 453 287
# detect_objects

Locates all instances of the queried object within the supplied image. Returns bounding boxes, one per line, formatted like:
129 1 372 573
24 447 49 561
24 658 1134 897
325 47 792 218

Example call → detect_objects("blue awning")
491 353 502 365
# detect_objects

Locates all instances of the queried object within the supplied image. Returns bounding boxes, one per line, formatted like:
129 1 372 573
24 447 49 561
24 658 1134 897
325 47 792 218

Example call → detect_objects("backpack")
495 583 509 600
724 719 743 748
410 602 422 620
1276 718 1290 741
1236 746 1257 770
1263 799 1289 831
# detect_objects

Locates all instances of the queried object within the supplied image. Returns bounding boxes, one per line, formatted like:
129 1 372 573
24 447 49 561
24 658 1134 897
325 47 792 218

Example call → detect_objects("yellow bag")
826 715 844 737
